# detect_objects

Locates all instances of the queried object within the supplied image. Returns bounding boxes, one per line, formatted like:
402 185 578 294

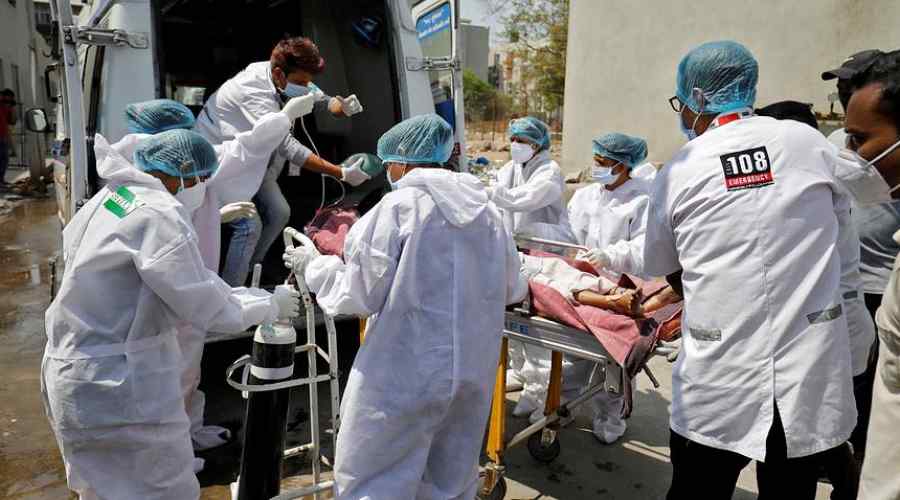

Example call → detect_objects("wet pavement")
0 191 836 500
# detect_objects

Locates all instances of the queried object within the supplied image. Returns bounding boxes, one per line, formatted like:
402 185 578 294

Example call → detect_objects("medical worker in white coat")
121 97 313 453
568 132 652 443
489 116 574 415
42 129 300 499
284 114 528 499
646 41 856 499
196 36 368 279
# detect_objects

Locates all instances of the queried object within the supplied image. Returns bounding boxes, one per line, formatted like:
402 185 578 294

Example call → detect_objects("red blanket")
304 207 360 258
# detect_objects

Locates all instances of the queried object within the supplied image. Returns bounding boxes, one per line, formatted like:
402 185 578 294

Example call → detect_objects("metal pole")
237 322 296 500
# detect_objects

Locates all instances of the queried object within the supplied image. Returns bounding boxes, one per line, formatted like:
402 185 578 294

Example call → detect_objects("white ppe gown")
491 149 575 414
111 112 291 447
304 168 527 499
41 138 279 499
860 230 900 500
567 177 653 442
644 116 856 461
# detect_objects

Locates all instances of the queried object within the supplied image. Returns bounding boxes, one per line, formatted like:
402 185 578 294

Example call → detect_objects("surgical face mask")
510 142 536 164
838 138 900 205
591 161 621 185
385 164 405 191
282 81 311 98
679 107 701 141
176 176 206 213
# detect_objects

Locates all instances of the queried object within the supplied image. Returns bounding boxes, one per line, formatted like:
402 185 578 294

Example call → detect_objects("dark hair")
755 100 818 130
864 50 900 129
0 89 14 98
270 37 325 76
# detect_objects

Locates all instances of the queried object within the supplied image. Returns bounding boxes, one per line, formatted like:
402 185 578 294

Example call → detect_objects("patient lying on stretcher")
519 254 679 318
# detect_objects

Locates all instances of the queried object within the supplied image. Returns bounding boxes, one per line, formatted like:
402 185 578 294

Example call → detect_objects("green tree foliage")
490 0 568 116
463 68 513 123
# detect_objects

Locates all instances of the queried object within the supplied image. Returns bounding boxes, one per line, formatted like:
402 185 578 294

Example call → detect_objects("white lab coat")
860 230 900 500
568 176 653 278
195 61 328 171
644 116 856 461
304 168 527 499
41 137 279 499
110 112 291 443
492 149 574 242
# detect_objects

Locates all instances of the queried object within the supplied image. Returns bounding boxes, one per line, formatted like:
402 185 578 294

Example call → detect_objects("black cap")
822 49 884 81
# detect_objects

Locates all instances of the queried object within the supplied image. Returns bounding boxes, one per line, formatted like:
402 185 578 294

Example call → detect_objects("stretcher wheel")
527 432 561 463
477 476 507 500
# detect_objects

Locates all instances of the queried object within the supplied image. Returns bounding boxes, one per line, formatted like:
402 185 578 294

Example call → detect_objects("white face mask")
176 176 207 213
510 142 536 164
591 160 621 186
836 139 900 205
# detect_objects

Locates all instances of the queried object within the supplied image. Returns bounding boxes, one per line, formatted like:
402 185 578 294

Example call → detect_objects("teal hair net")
133 129 218 178
508 116 550 150
592 133 648 169
377 114 454 165
125 99 195 134
676 41 759 114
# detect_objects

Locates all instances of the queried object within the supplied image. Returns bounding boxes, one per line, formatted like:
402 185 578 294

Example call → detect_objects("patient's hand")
574 288 643 317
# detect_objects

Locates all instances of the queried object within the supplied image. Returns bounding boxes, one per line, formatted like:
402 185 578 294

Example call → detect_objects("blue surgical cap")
377 114 454 165
134 129 218 178
676 41 759 114
125 99 195 134
508 117 550 150
592 133 648 169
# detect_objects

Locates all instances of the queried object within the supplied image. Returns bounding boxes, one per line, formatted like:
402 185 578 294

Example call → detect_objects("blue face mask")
283 81 311 98
385 164 405 191
678 106 702 141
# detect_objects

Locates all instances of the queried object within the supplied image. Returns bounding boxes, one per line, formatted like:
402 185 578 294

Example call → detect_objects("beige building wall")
562 0 900 174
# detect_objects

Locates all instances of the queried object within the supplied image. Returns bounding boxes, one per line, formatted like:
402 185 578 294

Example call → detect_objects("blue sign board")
416 3 451 41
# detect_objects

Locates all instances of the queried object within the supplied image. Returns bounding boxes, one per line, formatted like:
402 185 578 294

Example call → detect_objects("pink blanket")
524 252 682 416
304 207 360 258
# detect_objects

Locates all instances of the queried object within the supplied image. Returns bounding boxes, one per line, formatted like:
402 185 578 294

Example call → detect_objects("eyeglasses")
668 96 685 113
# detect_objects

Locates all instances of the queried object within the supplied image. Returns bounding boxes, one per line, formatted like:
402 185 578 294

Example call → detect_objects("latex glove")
219 202 257 223
283 246 316 272
272 284 301 319
581 248 611 269
485 186 495 200
337 95 364 116
282 94 316 121
340 157 370 186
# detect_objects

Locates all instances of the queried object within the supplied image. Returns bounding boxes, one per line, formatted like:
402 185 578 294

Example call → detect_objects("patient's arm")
574 288 643 317
642 285 681 315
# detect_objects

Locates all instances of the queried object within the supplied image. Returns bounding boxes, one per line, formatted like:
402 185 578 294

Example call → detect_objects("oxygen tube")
296 115 346 210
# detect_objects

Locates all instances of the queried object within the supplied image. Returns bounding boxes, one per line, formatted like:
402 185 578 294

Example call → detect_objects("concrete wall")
461 23 490 82
0 0 53 179
562 0 900 174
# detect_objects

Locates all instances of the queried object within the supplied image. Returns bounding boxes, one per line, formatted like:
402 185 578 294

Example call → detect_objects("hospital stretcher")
479 236 679 500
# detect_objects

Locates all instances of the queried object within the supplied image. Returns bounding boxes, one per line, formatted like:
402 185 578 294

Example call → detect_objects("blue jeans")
220 214 262 287
251 160 291 266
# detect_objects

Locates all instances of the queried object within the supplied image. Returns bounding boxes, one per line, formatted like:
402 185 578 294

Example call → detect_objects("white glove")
282 94 316 121
283 246 316 272
337 95 364 116
340 157 370 186
219 202 257 223
580 248 611 269
272 284 301 320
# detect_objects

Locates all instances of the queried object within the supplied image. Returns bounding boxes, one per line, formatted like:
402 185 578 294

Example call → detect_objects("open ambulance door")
410 0 466 171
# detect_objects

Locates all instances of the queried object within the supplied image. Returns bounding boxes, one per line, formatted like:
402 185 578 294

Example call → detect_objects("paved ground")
1 191 835 499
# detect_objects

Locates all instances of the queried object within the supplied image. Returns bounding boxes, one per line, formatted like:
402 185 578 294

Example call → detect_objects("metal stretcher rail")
479 235 675 499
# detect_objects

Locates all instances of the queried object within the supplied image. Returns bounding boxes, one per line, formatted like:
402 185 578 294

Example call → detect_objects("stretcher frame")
479 236 669 499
